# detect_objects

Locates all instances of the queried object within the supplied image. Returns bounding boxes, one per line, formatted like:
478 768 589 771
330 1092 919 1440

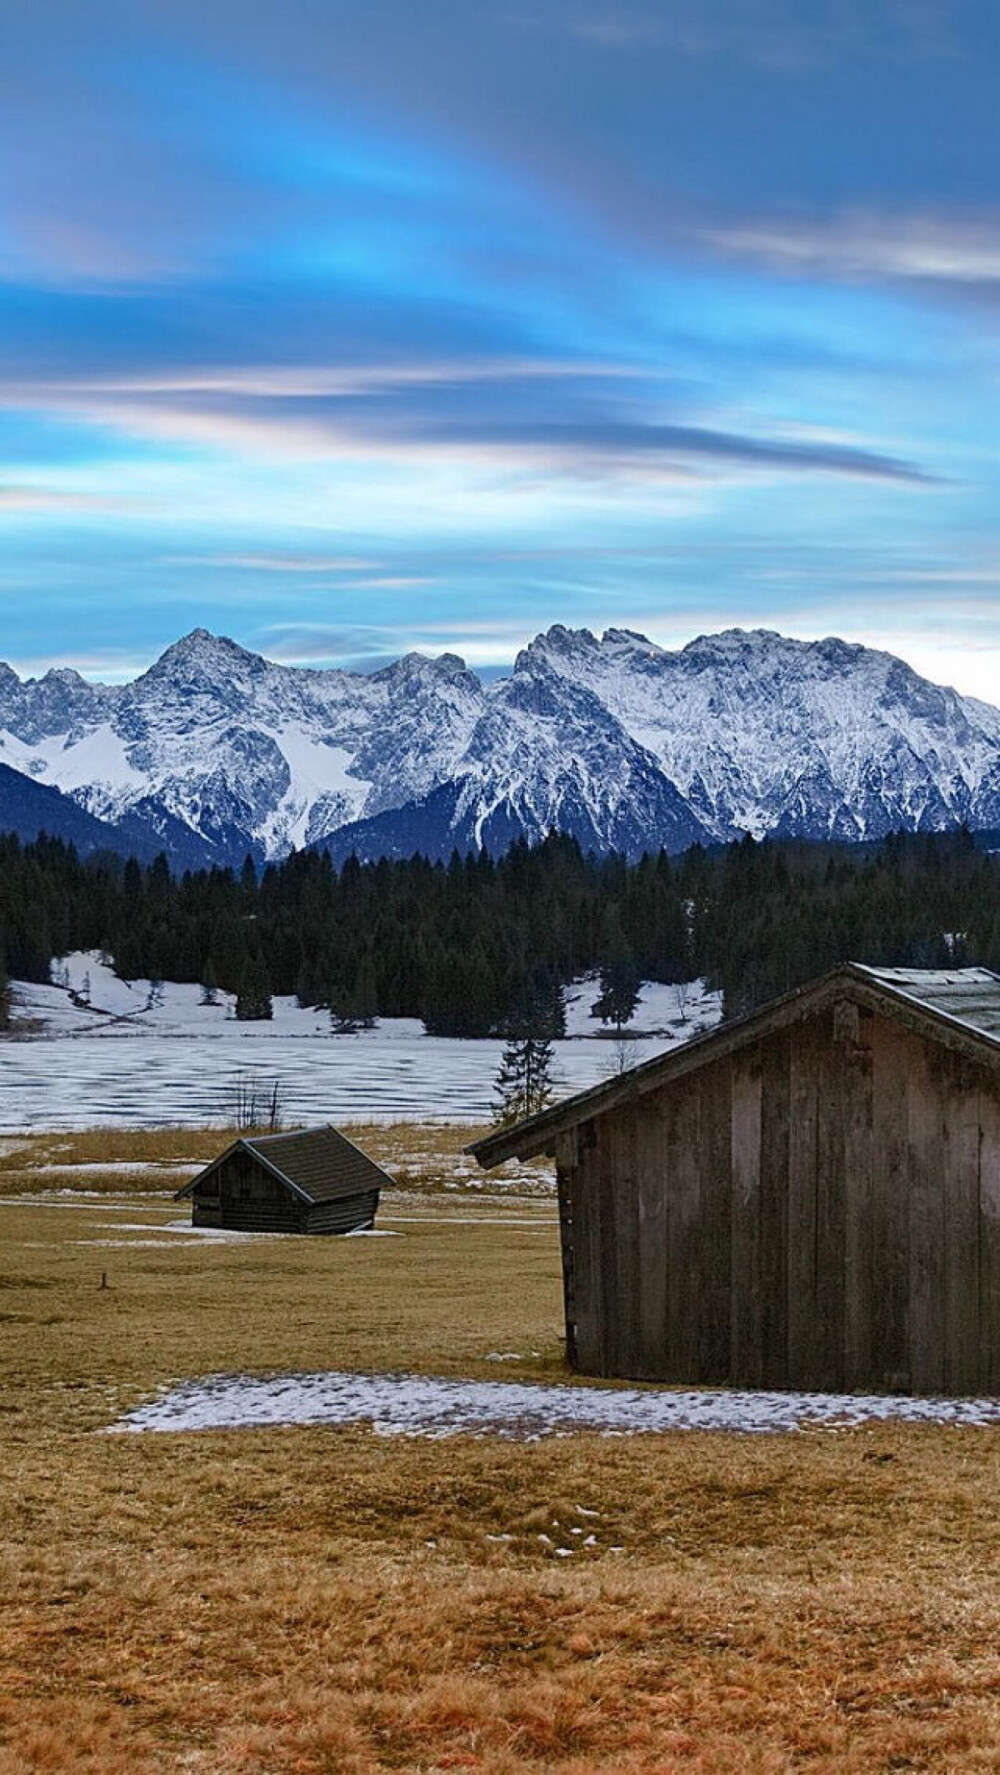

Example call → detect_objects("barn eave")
467 961 1000 1168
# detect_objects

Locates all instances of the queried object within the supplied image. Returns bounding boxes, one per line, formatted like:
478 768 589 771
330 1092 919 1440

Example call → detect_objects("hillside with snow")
2 624 1000 865
15 953 721 1045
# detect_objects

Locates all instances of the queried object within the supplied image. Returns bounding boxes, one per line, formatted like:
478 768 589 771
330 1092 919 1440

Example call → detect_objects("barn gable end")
470 965 1000 1394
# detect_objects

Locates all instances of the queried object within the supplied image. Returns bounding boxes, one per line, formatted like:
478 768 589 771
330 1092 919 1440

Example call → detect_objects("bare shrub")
230 1072 283 1132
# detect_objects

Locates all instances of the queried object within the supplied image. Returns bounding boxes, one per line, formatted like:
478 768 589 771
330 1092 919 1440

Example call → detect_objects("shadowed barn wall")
555 1001 1000 1393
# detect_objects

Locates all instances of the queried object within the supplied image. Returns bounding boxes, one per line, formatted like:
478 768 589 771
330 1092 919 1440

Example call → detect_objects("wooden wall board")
842 1020 875 1391
868 1017 912 1391
730 1051 763 1387
942 1057 981 1393
697 1060 733 1383
759 1028 791 1388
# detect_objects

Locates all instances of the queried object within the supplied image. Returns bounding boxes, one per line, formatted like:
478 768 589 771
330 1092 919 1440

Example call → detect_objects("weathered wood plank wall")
192 1151 304 1232
562 1002 1000 1393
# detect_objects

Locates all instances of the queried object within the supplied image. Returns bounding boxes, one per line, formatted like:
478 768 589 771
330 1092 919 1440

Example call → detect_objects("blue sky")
2 0 1000 694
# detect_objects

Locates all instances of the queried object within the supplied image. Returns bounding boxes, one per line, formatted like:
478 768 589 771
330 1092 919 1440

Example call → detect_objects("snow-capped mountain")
2 623 1000 865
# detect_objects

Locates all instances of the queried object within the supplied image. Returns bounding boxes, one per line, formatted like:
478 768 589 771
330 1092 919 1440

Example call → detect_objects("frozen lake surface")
1 954 722 1129
108 1368 1000 1439
0 1027 629 1129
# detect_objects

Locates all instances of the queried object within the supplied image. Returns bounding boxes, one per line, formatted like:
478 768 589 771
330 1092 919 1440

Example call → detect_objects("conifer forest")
1 826 999 1036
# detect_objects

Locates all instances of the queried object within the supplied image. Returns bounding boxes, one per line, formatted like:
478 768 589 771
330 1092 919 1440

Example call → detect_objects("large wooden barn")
470 965 1000 1395
175 1125 391 1234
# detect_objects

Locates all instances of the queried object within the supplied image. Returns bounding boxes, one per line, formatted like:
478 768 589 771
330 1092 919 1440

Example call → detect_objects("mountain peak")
682 627 784 655
163 627 246 658
602 627 657 649
377 649 471 682
1 619 998 867
144 628 266 683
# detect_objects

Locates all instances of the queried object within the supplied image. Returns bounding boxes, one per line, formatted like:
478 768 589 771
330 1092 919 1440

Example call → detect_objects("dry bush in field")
230 1071 284 1132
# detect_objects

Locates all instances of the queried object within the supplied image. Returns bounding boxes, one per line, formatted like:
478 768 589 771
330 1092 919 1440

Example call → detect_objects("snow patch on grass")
107 1370 1000 1439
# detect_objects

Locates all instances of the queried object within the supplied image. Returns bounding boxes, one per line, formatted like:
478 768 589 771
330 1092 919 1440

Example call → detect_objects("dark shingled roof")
468 962 1000 1169
851 965 1000 1039
176 1125 393 1204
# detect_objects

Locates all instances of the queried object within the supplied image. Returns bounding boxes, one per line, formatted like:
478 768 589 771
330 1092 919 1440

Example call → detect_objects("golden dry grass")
3 1145 1000 1771
0 1124 551 1197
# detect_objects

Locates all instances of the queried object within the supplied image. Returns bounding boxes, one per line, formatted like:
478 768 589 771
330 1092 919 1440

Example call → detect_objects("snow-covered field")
109 1369 1000 1439
1 954 722 1130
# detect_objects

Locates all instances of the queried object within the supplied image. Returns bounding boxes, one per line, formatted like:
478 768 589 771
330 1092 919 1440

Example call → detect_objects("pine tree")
328 989 359 1034
492 1032 556 1127
353 953 378 1028
492 967 562 1126
592 916 641 1032
235 953 273 1021
328 955 378 1033
199 957 219 1006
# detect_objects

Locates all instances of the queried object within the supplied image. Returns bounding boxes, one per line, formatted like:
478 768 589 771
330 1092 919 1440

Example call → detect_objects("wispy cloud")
509 0 964 69
174 552 384 572
257 615 537 666
704 210 1000 285
0 370 939 485
0 486 135 513
445 420 938 484
21 358 638 397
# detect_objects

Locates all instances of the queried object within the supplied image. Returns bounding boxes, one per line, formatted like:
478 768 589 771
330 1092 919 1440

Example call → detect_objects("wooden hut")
175 1125 391 1234
469 965 1000 1395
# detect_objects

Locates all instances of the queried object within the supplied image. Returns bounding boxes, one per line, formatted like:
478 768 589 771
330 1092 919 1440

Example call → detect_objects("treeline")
1 826 999 1033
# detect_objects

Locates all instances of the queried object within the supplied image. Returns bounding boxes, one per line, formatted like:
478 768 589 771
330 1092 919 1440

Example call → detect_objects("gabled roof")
468 963 1000 1168
175 1124 393 1204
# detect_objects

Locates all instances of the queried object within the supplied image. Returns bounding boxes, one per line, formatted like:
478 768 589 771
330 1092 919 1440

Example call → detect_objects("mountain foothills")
2 625 1000 868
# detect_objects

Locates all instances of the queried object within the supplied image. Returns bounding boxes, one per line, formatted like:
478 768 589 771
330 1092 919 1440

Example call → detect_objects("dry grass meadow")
3 1126 1000 1772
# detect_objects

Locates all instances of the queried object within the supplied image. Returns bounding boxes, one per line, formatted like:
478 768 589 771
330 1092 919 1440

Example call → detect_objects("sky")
2 0 1000 696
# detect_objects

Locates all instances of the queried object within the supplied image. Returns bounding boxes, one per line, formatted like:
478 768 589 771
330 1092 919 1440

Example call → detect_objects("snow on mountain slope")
0 630 484 863
1 622 1000 864
447 646 711 856
521 625 1000 842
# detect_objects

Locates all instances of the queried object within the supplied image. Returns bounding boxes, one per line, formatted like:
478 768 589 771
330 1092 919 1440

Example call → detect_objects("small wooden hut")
469 965 1000 1395
175 1125 390 1234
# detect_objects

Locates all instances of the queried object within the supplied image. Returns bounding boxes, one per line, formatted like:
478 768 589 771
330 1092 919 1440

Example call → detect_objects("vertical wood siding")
561 1004 1000 1392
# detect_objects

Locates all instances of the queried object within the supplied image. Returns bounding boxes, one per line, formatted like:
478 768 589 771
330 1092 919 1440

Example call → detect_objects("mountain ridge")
1 623 999 866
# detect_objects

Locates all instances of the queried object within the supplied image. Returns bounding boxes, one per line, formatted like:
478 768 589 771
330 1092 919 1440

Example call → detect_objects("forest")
1 826 999 1036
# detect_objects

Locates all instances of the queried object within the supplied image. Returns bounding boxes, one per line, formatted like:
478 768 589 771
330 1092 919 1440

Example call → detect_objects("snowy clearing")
1 955 722 1130
18 953 721 1044
107 1370 1000 1439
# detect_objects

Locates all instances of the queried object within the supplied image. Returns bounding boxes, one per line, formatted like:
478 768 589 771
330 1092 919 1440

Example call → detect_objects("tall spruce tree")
492 1032 556 1127
329 954 378 1033
492 967 563 1126
235 952 272 1021
592 916 642 1032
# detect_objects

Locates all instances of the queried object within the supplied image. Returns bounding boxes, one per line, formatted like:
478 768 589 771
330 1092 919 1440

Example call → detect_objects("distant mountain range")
2 623 1000 867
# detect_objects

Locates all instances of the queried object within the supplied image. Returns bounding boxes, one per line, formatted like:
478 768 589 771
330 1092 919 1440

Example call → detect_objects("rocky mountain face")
2 624 1000 866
